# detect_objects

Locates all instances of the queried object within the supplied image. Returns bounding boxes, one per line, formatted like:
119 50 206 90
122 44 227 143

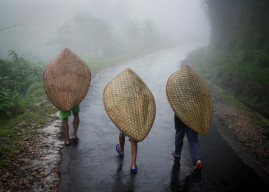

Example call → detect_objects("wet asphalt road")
58 44 269 192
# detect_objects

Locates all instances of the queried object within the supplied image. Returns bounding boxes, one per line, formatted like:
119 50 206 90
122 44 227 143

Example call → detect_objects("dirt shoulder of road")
0 102 62 192
0 82 269 191
209 82 269 184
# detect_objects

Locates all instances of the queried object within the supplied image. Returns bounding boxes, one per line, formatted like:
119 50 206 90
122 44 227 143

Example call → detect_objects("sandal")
116 144 124 156
130 166 138 174
71 136 79 144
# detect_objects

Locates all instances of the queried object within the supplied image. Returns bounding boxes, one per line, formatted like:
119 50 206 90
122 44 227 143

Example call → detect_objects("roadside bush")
226 50 269 86
0 51 45 119
187 48 269 117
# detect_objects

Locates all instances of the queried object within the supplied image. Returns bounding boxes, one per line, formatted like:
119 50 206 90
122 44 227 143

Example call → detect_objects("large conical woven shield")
103 68 156 142
43 48 91 111
166 65 213 135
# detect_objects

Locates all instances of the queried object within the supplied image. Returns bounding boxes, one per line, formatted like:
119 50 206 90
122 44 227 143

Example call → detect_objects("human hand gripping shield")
103 68 156 142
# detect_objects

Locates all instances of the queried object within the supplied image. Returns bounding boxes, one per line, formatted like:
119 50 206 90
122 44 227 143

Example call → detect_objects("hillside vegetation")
191 0 269 118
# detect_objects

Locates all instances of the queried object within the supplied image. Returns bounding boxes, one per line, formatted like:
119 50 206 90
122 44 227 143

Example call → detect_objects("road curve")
58 44 268 192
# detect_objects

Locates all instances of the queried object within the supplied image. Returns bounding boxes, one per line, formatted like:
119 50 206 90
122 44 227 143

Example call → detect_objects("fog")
0 0 210 63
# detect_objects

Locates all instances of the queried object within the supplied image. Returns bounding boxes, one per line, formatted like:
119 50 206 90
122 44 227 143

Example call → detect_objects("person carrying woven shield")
43 48 91 147
103 68 156 174
59 105 80 146
166 64 213 171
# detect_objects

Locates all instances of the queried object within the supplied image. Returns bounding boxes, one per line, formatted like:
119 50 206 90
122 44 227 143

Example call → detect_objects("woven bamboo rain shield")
166 65 213 135
43 48 91 111
103 68 156 142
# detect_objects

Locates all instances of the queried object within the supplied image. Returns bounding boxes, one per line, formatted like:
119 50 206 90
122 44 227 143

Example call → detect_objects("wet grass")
0 98 57 167
0 80 56 167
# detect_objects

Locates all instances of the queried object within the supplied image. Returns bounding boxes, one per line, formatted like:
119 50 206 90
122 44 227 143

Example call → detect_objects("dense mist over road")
0 0 210 63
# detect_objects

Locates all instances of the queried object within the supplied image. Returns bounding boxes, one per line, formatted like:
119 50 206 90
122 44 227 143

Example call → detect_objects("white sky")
0 0 210 61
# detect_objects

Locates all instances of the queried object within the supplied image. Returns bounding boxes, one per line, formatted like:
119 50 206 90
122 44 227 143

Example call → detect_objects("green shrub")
226 50 269 86
0 51 45 119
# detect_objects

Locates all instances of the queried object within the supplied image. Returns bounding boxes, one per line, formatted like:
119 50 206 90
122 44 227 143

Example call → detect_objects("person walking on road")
166 63 213 172
43 48 91 147
103 68 156 175
116 132 138 174
59 105 80 146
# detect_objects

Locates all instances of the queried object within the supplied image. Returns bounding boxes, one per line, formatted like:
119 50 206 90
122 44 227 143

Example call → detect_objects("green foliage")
230 50 269 68
0 98 57 167
0 86 24 118
225 50 269 86
0 51 45 119
205 0 269 51
0 87 14 117
189 47 269 87
188 1 269 133
218 88 247 110
187 46 269 118
25 82 46 102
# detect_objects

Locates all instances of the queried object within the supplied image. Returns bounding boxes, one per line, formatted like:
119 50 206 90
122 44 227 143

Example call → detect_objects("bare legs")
62 118 70 145
130 139 137 169
118 133 138 170
62 114 80 145
72 114 80 138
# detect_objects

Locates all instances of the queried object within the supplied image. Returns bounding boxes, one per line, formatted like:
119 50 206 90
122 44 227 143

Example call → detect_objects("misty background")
0 0 210 63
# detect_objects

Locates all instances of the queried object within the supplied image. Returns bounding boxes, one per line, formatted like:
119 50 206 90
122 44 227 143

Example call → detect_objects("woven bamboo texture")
166 65 213 135
43 48 91 111
103 68 156 142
